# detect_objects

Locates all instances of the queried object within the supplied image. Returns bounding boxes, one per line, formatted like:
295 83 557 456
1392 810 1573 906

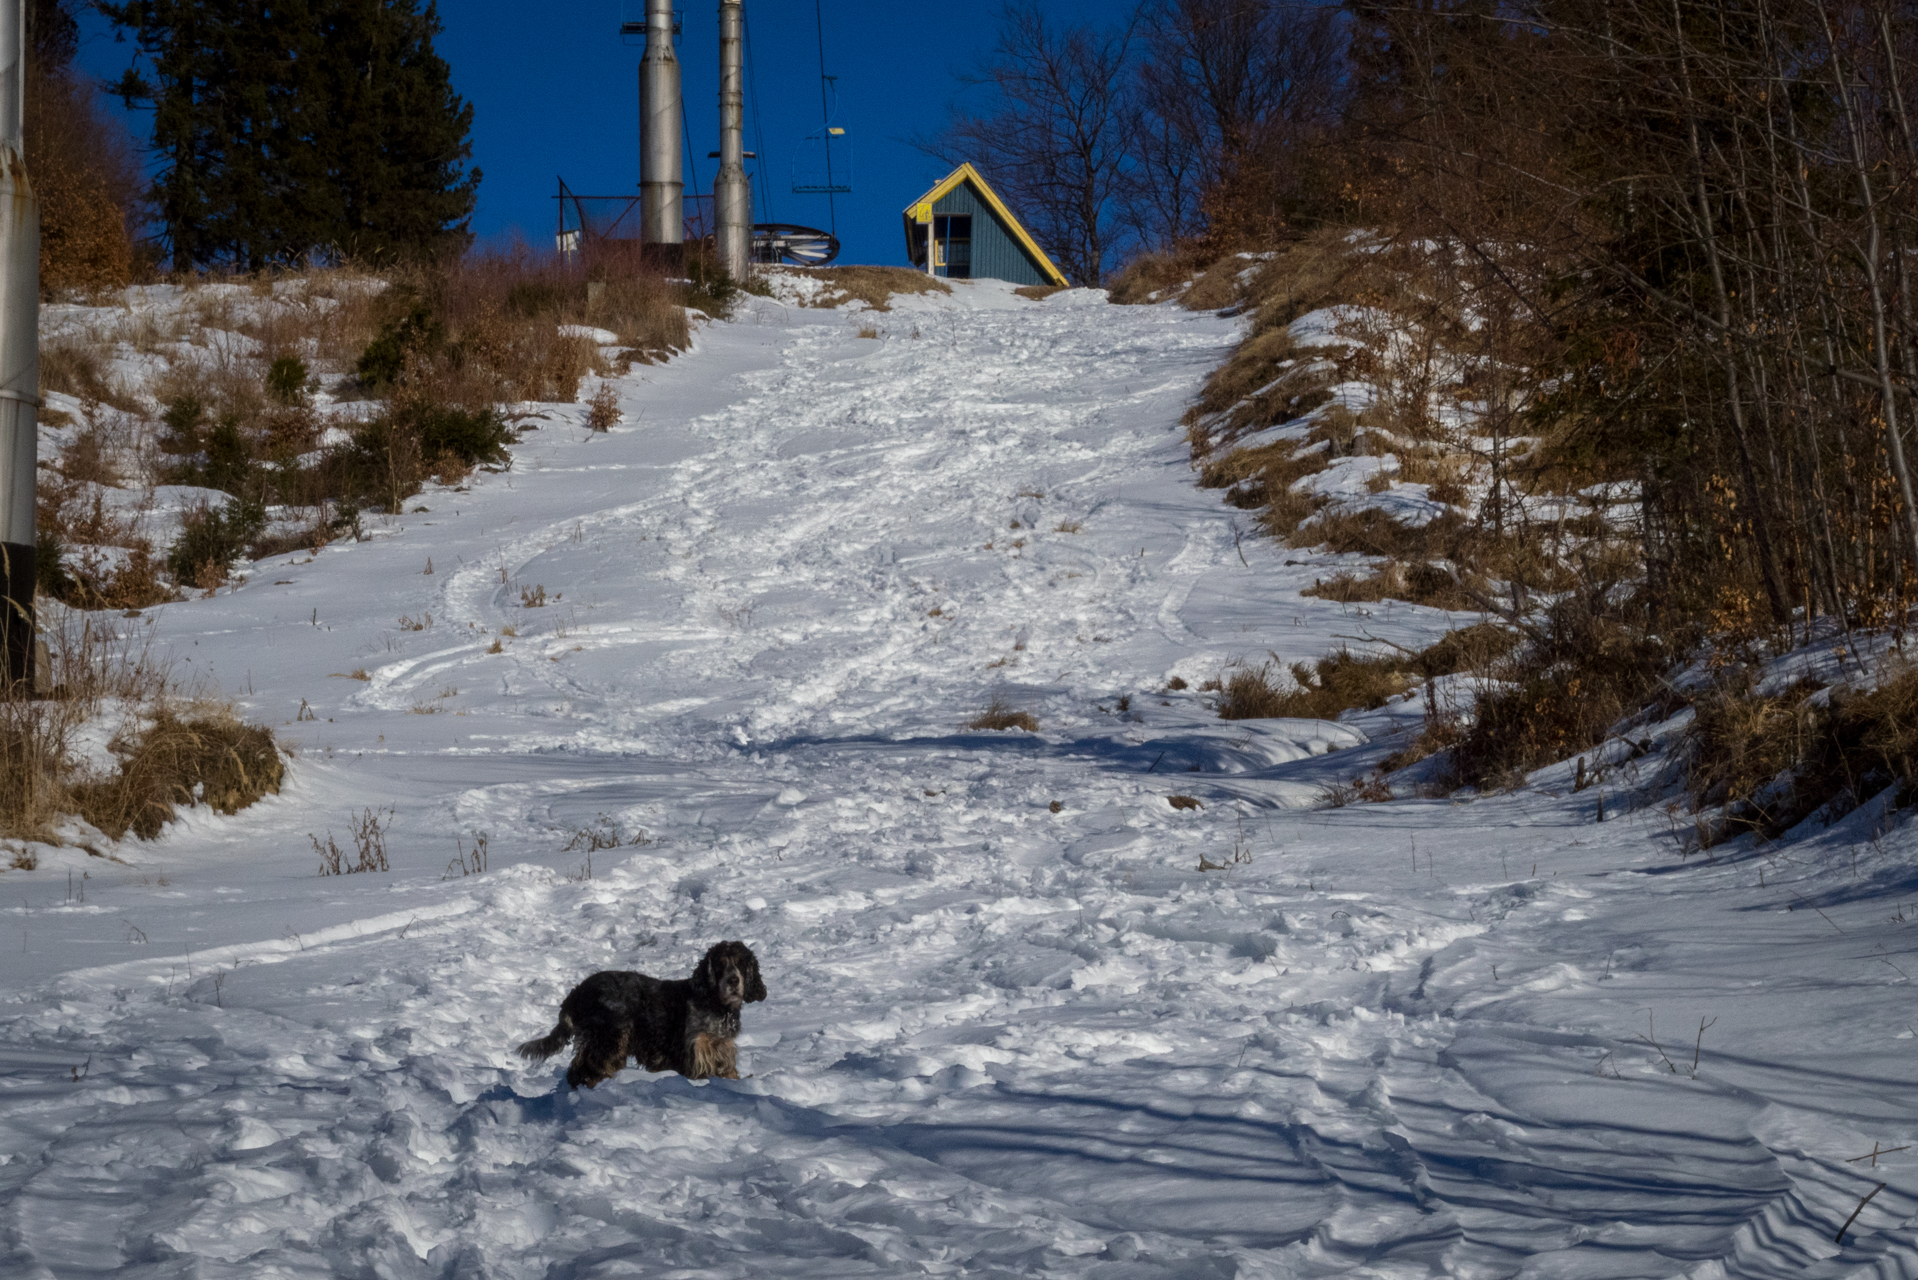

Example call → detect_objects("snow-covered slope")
3 280 1915 1278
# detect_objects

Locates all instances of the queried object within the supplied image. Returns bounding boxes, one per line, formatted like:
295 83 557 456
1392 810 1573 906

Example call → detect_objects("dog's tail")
517 1011 576 1062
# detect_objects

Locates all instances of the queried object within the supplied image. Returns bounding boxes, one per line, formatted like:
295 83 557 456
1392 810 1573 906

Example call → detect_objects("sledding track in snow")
4 281 1917 1278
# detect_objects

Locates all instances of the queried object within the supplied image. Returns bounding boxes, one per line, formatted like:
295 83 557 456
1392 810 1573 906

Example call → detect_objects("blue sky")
74 0 1135 268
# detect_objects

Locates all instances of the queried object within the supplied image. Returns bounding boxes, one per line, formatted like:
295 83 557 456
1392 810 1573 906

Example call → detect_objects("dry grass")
1300 560 1484 611
1680 663 1918 842
1215 624 1518 733
1014 285 1068 301
1181 254 1265 312
968 695 1038 732
796 266 951 312
312 807 392 875
1 612 282 845
1442 605 1672 790
1217 649 1416 721
71 708 284 840
1107 249 1203 304
40 334 139 411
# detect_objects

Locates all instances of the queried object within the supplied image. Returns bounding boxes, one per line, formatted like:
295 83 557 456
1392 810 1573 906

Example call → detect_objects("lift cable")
814 0 836 234
745 11 774 224
682 110 700 208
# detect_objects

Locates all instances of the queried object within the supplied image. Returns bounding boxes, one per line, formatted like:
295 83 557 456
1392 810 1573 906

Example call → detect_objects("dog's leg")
569 1026 630 1089
689 1034 740 1080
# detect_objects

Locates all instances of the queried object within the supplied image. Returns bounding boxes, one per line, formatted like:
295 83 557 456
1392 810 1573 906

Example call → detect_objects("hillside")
1 277 1914 1278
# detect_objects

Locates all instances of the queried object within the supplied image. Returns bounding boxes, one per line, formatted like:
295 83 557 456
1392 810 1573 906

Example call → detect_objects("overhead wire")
814 0 836 234
745 11 774 224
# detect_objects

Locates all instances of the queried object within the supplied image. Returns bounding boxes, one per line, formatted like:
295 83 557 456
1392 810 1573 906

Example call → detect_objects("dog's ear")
691 946 718 996
739 945 767 1002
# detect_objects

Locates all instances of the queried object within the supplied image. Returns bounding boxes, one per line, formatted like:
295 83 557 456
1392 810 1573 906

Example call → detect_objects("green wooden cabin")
902 163 1068 287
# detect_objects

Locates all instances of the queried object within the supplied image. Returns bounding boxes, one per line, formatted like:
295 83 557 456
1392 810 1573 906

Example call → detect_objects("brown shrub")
1217 649 1417 721
63 547 174 611
366 245 684 407
1181 254 1262 312
585 382 620 431
72 708 285 840
1106 249 1203 304
796 266 951 312
1413 623 1520 678
1685 683 1817 831
27 68 138 295
1681 664 1918 841
969 695 1038 732
1446 607 1672 790
40 334 137 410
56 427 122 488
1300 560 1484 611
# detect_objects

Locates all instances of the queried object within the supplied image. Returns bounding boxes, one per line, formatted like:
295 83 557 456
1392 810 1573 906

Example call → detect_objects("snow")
4 280 1918 1278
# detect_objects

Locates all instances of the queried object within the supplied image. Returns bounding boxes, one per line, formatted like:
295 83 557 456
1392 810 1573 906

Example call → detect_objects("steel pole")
0 0 37 687
715 0 752 281
639 0 684 247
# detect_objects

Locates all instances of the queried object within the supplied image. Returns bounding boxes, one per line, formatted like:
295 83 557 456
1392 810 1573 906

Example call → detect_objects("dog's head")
694 941 766 1010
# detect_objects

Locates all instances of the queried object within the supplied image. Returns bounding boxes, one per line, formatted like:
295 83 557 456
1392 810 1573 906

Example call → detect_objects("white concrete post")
0 0 38 687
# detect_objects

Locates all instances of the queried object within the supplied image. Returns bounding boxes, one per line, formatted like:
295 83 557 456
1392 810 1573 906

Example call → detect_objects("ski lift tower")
625 0 684 251
715 0 752 280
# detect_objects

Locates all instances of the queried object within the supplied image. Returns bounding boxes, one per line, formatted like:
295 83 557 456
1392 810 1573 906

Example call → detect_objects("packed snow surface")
5 281 1918 1278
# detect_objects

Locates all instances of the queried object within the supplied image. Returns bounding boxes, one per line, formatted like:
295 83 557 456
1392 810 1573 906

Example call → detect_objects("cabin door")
933 214 972 279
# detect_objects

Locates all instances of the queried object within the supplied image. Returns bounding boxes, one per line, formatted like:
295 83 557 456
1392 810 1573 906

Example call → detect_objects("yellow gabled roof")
902 162 1069 287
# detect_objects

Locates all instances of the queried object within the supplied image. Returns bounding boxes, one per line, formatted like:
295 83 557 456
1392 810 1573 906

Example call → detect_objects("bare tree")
1131 0 1347 249
919 4 1141 285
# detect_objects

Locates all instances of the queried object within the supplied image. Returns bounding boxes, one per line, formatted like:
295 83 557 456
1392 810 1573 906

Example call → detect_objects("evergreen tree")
101 0 478 269
318 0 480 262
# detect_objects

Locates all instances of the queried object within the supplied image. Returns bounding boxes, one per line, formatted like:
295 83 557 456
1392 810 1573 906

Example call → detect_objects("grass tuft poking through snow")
967 694 1038 732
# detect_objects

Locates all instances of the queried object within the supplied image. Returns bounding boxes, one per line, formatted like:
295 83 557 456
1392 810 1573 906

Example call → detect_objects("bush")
414 402 511 466
35 527 72 599
1218 648 1415 721
356 296 445 390
70 710 285 840
167 499 267 588
1684 664 1918 842
266 355 311 406
1445 602 1674 790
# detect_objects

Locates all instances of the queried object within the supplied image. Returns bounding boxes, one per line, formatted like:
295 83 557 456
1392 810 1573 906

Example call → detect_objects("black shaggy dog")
517 941 767 1089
